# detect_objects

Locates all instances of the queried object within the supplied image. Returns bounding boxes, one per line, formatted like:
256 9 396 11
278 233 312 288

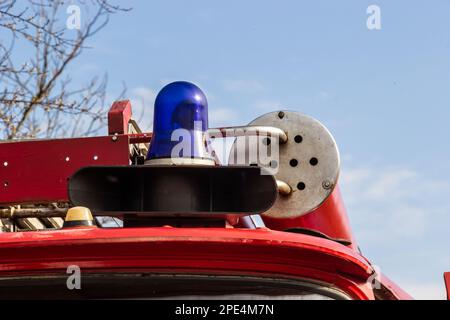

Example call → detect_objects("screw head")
111 135 118 142
322 180 332 189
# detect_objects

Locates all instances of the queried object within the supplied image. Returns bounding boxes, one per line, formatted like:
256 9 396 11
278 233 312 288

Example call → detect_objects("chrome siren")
229 110 340 218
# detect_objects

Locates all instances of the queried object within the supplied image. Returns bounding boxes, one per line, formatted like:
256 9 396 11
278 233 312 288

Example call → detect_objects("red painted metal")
0 226 413 299
263 187 357 249
445 272 450 300
0 227 375 299
128 133 152 144
378 273 414 300
0 136 130 205
107 100 132 135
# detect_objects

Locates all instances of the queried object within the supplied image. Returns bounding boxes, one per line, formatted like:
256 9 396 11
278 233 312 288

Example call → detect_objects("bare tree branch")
0 0 130 139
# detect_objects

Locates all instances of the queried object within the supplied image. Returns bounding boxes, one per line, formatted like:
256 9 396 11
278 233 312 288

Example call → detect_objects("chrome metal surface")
240 214 266 229
144 158 216 166
276 180 292 195
208 126 288 144
229 110 340 218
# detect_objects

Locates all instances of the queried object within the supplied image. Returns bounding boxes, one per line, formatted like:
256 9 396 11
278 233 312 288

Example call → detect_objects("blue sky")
67 0 450 299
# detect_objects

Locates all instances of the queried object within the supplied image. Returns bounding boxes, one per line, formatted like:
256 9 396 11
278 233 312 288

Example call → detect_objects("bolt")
262 137 271 146
111 135 118 142
278 111 285 119
269 160 278 169
322 180 332 190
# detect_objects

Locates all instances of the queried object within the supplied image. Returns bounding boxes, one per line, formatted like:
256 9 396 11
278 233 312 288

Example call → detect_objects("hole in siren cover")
310 157 318 166
289 159 298 167
294 135 303 143
297 182 305 190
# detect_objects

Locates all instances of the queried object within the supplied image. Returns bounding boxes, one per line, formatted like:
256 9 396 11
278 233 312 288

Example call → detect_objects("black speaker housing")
68 165 277 217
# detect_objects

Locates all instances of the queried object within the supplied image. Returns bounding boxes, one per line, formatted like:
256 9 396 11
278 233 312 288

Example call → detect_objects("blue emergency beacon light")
68 81 278 215
145 81 215 165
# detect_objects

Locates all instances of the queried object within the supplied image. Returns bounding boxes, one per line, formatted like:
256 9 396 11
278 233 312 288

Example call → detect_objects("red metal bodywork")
107 100 132 135
0 101 414 300
264 187 357 249
0 226 411 300
0 135 130 204
445 272 450 300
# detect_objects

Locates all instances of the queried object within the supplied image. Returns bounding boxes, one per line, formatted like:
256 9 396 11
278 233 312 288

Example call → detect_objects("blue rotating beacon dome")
145 81 214 165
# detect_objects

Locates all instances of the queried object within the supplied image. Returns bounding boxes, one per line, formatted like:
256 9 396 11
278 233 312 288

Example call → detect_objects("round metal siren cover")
228 110 340 219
